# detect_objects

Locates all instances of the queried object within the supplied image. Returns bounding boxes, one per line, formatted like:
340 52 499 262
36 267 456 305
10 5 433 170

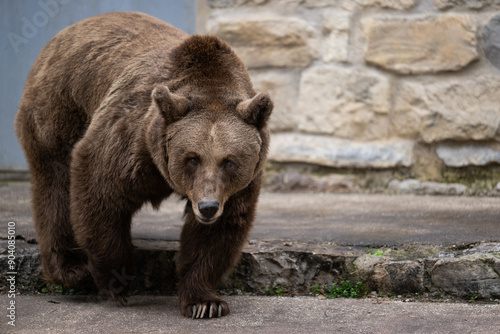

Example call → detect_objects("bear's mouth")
195 215 219 224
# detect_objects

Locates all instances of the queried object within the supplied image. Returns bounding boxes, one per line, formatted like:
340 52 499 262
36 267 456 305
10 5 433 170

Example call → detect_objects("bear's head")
148 85 272 224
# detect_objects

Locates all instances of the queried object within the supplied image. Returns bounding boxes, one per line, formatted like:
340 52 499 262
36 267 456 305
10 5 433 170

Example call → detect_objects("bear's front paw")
182 300 229 319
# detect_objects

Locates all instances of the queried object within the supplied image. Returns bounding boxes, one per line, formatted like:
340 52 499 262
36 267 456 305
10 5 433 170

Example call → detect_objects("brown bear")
14 11 272 319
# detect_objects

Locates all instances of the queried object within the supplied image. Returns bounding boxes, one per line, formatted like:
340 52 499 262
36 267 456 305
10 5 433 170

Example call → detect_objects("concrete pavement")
2 295 500 334
1 181 500 333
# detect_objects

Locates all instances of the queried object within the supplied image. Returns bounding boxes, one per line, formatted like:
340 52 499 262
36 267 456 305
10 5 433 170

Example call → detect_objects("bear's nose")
198 201 219 220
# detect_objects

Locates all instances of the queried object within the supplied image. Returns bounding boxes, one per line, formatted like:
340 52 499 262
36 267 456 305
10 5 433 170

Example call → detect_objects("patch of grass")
38 283 75 295
310 281 365 299
367 248 392 256
469 296 478 303
266 285 286 297
310 284 322 295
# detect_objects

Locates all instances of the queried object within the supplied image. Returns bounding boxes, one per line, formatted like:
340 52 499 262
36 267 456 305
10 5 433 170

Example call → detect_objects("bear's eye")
224 160 236 169
187 157 199 166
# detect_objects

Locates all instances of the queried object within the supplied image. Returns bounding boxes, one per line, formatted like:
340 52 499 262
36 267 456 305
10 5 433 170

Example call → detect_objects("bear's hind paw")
48 264 90 288
109 289 130 306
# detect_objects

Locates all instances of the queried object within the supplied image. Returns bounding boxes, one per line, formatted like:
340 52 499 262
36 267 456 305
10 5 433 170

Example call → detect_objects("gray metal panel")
0 0 196 170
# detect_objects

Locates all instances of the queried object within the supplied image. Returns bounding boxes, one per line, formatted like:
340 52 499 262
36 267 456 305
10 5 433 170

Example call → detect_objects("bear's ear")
237 93 273 129
151 85 189 124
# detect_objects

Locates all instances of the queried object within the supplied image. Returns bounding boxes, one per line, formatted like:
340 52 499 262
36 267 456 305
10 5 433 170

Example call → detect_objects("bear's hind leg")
30 156 89 287
70 196 136 305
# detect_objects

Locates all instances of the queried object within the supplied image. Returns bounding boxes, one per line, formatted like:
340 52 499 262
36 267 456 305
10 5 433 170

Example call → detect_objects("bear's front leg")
177 207 252 319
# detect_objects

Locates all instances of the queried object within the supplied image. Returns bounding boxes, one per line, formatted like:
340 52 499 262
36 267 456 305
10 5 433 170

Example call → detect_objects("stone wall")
199 0 500 185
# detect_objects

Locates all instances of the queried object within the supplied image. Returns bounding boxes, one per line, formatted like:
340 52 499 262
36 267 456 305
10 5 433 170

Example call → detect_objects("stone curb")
1 239 499 301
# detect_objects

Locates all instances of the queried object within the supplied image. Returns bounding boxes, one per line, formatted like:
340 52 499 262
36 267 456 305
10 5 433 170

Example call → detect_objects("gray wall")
1 0 196 170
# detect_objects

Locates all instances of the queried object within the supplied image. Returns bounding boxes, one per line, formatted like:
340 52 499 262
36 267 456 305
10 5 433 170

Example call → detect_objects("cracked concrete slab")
3 182 499 246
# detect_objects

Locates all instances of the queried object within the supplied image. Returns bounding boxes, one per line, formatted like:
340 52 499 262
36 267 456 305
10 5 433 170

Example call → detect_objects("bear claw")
191 303 223 319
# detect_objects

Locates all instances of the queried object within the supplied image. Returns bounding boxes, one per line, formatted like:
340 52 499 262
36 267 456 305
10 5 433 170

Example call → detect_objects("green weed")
266 285 286 297
310 281 365 299
39 283 75 295
367 248 392 256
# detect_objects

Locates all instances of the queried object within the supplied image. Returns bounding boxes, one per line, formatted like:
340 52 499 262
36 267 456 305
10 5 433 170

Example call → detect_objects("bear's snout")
198 201 219 220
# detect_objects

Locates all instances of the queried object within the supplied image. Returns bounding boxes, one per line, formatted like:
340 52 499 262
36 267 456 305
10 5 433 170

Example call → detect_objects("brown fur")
14 12 272 318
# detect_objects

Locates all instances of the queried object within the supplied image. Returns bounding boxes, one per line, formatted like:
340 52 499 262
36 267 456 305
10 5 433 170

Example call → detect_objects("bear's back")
23 12 188 116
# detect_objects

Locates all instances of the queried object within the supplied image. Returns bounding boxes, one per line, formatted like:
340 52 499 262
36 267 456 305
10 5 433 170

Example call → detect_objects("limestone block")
483 14 500 70
268 133 414 168
430 254 500 299
373 261 424 294
434 0 500 9
207 14 318 68
0 241 41 294
323 32 349 63
207 0 247 7
363 15 478 74
323 9 351 31
393 76 500 142
229 249 350 295
301 0 341 7
322 10 351 63
356 0 418 9
249 69 299 132
436 143 500 167
297 66 390 140
206 0 268 7
207 0 338 8
388 179 467 195
265 169 359 192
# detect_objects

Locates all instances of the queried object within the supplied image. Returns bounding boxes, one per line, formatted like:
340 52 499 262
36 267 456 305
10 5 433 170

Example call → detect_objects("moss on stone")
442 166 500 191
